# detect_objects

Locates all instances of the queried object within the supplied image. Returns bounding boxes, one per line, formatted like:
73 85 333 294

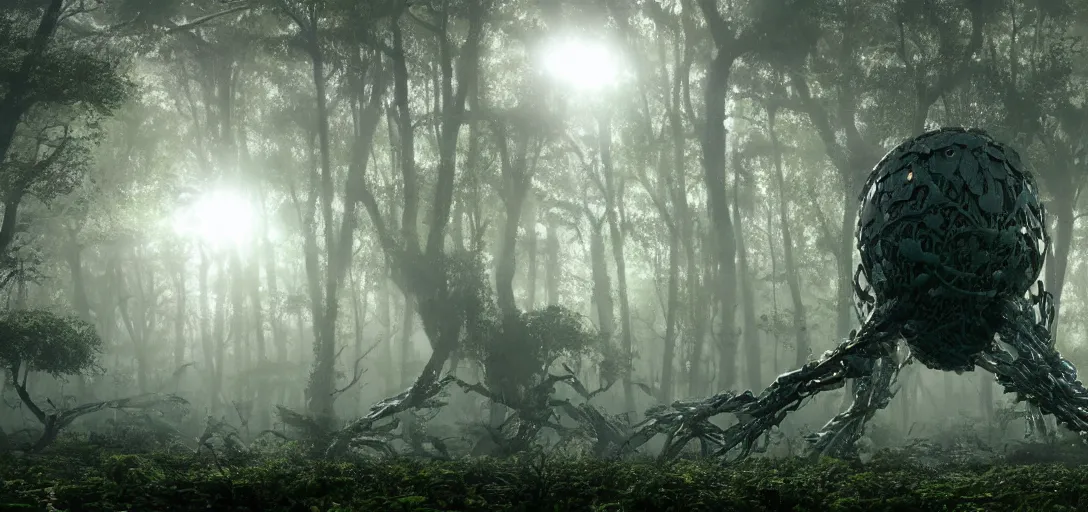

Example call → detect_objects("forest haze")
2 0 1088 463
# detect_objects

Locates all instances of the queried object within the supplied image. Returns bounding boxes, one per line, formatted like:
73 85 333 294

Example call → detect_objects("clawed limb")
806 349 903 457
804 269 907 458
976 288 1088 436
620 301 902 462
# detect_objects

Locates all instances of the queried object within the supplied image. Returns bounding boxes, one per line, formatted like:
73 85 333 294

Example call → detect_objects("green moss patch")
2 448 1087 511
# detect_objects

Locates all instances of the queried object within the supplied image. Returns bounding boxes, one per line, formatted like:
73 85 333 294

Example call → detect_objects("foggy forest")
3 0 1088 510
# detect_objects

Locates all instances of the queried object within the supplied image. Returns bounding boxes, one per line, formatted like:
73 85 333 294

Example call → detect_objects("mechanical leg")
803 264 902 458
620 300 904 462
806 348 903 457
976 285 1088 435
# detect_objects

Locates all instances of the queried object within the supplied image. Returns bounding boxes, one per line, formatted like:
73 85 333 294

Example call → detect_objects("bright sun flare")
172 188 256 249
540 37 620 92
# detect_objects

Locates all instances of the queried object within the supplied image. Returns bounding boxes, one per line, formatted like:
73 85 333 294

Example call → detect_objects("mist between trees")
1 0 1086 458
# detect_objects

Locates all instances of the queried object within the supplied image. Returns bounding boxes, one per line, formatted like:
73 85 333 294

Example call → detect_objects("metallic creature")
623 127 1088 461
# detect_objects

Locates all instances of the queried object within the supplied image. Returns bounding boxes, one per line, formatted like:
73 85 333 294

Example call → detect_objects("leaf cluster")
0 8 132 111
23 44 132 112
7 446 1088 510
0 309 101 377
462 303 598 395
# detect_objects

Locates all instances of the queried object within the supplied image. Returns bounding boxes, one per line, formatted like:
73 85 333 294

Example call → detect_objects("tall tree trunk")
238 99 265 376
199 248 216 413
304 37 338 424
702 59 738 390
525 197 538 310
212 259 228 415
451 198 466 252
379 274 394 394
349 265 368 400
661 222 680 402
767 108 811 367
673 46 702 393
492 128 532 428
598 113 636 414
786 72 871 343
262 214 286 366
229 251 248 398
64 232 92 322
544 219 560 306
400 293 416 389
287 10 388 424
495 168 529 316
732 164 761 389
247 256 266 364
247 251 269 429
0 0 64 257
689 233 716 393
173 261 186 370
660 28 687 403
835 201 854 334
766 203 782 375
353 2 484 409
1045 196 1075 334
464 71 484 253
63 229 92 398
0 0 64 163
683 233 705 395
411 3 485 401
589 218 615 344
114 254 150 394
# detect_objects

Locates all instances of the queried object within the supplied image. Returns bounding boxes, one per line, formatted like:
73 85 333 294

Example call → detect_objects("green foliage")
435 250 600 377
0 2 133 111
111 0 186 29
0 2 133 196
6 444 1088 511
0 2 134 287
0 309 100 377
441 249 500 346
5 107 102 202
461 303 598 398
520 306 598 359
505 307 596 373
21 48 131 113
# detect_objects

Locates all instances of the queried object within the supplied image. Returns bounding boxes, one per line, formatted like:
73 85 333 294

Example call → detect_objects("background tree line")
1 0 1087 450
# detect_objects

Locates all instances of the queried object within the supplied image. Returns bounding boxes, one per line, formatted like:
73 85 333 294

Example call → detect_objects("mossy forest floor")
2 439 1088 511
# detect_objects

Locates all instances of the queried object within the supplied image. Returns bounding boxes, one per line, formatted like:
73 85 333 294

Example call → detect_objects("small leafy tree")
0 309 100 376
480 306 599 397
0 309 180 452
458 294 614 455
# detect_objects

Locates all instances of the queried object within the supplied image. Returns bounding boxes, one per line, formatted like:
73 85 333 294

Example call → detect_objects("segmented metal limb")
806 345 903 458
621 300 903 463
799 263 901 458
975 283 1088 435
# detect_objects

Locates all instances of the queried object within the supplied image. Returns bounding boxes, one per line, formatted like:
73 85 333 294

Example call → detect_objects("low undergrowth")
2 438 1088 511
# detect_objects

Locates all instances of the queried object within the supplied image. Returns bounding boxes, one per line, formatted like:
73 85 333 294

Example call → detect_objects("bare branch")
275 0 310 35
332 339 382 397
405 7 442 35
166 3 255 34
59 0 102 23
10 363 46 424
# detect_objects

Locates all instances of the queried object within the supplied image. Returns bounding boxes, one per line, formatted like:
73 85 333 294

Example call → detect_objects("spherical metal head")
854 127 1048 370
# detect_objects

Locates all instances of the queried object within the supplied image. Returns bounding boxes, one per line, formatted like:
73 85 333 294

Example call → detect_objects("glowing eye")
907 170 914 181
